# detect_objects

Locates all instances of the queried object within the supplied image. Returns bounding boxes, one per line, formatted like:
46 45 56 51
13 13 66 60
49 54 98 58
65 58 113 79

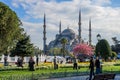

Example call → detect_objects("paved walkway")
46 74 120 80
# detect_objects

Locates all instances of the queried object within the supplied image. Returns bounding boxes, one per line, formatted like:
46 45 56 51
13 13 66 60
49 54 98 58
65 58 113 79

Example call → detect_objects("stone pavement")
46 74 120 80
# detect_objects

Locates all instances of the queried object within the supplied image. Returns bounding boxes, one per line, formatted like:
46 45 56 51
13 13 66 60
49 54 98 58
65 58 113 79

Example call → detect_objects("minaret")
59 21 61 34
78 10 81 43
89 18 92 45
43 13 47 54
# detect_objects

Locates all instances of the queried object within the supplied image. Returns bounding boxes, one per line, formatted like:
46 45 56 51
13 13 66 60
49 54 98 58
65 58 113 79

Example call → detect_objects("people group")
16 58 23 67
15 56 102 75
89 56 102 80
16 57 35 71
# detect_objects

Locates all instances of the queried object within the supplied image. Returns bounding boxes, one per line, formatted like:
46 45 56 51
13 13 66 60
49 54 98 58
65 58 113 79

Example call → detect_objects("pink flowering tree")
73 43 94 57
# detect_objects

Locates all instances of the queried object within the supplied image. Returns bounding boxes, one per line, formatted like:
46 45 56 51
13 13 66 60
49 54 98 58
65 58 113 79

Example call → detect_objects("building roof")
62 28 75 35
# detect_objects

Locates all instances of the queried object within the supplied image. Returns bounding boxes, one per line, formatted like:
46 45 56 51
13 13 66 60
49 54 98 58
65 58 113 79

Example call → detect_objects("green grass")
0 61 120 79
102 66 120 73
0 65 120 77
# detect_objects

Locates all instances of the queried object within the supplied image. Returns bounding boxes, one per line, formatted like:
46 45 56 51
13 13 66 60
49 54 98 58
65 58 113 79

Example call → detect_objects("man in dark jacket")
89 57 95 80
29 57 35 71
95 57 101 74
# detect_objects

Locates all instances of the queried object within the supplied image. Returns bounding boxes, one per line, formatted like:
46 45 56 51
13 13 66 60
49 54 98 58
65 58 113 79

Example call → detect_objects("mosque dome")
62 28 75 35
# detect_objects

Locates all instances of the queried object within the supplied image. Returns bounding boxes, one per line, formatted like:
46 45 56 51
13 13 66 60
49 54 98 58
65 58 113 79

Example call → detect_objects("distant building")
48 27 79 51
43 10 92 53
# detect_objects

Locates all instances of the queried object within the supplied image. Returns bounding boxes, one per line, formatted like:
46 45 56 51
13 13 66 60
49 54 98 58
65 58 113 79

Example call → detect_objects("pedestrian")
28 57 35 71
95 57 101 74
89 57 95 80
54 56 58 69
4 56 8 66
73 58 78 70
17 58 20 67
36 57 39 66
20 58 23 67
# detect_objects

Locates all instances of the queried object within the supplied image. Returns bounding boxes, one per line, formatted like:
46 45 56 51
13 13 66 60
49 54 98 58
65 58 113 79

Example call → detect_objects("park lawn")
102 66 120 73
0 65 120 77
0 60 120 78
0 68 81 76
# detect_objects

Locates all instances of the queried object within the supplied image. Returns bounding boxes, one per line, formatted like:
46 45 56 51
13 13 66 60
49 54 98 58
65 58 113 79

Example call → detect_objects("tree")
111 51 117 59
95 39 112 61
10 34 34 58
0 2 22 54
49 47 61 56
73 43 93 57
112 37 120 45
111 37 120 53
60 38 68 57
34 47 42 56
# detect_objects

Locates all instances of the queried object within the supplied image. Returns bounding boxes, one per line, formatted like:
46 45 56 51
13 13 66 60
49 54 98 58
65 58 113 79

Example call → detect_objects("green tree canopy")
0 2 22 54
49 47 61 56
111 51 117 59
60 38 68 57
95 39 112 60
10 34 34 57
34 47 42 56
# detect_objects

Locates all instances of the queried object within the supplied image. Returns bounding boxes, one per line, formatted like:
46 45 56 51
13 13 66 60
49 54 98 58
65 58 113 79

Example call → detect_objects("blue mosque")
43 10 92 53
48 27 79 52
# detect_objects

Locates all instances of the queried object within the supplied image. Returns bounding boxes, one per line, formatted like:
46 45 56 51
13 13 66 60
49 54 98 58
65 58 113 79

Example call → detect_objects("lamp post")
97 34 101 41
35 46 39 66
96 34 101 58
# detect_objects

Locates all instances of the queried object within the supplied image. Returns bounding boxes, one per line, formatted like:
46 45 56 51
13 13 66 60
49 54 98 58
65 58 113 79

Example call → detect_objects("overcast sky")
1 0 120 49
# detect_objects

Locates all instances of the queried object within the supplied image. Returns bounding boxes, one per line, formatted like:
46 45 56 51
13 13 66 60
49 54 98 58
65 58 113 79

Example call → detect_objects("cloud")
12 2 19 8
91 0 111 6
11 0 120 49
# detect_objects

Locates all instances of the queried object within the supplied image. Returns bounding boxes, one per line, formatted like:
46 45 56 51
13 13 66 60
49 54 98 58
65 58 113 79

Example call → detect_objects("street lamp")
35 46 39 66
97 34 101 41
96 34 101 59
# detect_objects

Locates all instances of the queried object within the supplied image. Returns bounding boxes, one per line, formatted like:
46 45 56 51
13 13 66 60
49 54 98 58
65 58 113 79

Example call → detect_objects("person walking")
36 57 39 66
53 56 58 69
17 58 20 67
20 58 23 67
89 57 95 80
95 57 101 74
4 56 8 66
73 58 78 70
28 57 35 71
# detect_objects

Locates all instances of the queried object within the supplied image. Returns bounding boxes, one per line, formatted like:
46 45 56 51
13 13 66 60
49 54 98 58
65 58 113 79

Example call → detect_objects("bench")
93 73 116 80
